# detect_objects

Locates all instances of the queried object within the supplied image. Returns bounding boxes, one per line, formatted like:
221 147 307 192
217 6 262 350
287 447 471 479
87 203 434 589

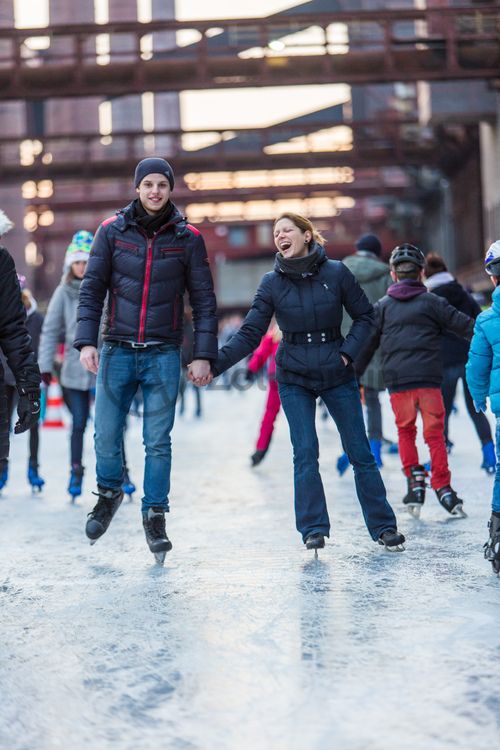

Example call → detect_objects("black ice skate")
435 486 467 518
484 511 500 575
403 464 427 518
142 507 172 565
378 530 406 552
305 533 325 558
85 486 124 544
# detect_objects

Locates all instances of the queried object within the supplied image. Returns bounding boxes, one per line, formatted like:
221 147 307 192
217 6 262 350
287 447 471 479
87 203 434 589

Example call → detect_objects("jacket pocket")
116 240 139 252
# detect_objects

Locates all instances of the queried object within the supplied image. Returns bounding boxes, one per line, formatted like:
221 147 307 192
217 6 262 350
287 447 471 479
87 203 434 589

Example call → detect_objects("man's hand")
187 359 212 387
80 345 99 374
15 388 41 434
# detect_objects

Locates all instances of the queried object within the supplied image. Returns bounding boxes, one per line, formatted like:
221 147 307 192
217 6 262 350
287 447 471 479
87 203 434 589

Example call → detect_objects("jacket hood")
343 252 389 284
426 278 465 306
387 279 428 301
274 241 327 276
492 285 500 315
424 271 455 290
117 200 186 232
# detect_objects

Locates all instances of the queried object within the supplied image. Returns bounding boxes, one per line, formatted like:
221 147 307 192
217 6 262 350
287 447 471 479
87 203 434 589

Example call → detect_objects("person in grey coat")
338 234 394 473
38 231 96 499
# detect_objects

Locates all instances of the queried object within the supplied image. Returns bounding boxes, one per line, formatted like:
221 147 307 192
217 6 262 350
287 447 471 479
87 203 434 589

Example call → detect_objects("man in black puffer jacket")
74 158 217 559
424 252 494 473
357 244 474 520
0 210 41 491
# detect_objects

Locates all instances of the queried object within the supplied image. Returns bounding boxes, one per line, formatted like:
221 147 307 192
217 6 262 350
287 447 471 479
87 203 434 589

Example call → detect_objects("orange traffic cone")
43 376 65 428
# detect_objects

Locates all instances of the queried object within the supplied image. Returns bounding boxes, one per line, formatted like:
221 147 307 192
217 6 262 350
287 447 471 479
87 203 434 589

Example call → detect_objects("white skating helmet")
484 240 500 276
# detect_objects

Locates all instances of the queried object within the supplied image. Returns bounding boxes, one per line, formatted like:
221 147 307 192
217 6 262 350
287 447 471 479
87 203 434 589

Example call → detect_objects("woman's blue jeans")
95 343 180 512
278 379 397 542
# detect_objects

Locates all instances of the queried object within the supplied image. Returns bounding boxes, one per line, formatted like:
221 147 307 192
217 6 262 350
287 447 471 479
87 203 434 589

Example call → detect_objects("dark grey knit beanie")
134 157 175 190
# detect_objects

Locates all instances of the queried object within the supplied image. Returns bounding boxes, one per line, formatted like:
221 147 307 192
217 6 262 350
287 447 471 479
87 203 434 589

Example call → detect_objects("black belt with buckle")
106 340 159 350
282 328 341 345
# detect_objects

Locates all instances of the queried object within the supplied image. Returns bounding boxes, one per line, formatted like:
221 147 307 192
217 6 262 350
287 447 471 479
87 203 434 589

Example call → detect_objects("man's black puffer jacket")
0 247 40 390
213 244 374 391
74 201 218 360
0 247 41 462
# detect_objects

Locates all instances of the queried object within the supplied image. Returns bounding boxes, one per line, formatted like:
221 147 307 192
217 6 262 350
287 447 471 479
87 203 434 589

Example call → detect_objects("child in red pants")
247 326 282 466
357 243 474 518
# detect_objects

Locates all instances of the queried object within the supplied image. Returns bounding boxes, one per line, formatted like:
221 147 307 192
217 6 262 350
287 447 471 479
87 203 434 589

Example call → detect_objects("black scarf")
275 248 321 279
133 199 175 238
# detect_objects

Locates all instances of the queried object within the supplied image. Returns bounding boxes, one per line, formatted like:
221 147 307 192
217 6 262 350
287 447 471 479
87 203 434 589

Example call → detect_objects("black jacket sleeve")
339 265 375 362
185 233 218 361
0 247 40 390
212 275 275 376
433 296 474 340
74 224 112 349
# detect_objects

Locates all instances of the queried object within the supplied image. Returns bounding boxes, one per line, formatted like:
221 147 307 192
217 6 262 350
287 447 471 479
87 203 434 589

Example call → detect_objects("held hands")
187 359 212 387
80 345 99 374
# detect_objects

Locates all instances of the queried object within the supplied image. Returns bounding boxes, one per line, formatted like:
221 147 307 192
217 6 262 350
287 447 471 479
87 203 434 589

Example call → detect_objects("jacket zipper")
138 234 154 343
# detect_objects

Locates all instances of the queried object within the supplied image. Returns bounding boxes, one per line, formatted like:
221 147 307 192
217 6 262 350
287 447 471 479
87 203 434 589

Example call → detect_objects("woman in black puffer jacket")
211 213 404 552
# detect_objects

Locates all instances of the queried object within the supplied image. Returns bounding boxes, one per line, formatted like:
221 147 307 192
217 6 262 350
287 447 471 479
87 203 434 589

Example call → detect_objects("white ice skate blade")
383 544 406 552
89 539 97 546
450 506 467 519
406 505 422 519
154 552 166 565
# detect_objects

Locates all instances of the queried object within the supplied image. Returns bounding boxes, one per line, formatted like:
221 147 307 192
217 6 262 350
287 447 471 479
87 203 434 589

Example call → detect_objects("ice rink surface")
1 383 499 750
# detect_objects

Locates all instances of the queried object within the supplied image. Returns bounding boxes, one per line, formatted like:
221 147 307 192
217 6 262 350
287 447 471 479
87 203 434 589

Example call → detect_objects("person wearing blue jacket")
466 240 500 574
208 212 405 553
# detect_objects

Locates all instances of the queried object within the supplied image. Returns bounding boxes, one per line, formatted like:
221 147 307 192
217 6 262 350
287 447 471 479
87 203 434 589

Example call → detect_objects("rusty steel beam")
0 119 438 180
0 6 498 99
27 181 413 213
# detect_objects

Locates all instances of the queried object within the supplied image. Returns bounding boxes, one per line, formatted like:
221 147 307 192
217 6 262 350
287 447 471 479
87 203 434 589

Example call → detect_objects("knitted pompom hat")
64 230 93 268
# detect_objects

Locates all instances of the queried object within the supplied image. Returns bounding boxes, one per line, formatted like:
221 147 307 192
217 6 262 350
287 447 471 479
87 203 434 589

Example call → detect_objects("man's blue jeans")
95 343 181 512
278 379 398 542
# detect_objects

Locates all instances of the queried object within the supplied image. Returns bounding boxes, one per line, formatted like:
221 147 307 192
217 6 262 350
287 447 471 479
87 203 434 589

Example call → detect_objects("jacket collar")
114 200 187 234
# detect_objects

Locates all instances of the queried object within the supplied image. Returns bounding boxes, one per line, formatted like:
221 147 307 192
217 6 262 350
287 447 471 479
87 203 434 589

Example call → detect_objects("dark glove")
40 372 52 387
15 387 41 434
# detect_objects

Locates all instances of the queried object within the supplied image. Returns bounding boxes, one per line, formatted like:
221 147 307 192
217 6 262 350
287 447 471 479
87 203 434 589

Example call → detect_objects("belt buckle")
131 342 148 349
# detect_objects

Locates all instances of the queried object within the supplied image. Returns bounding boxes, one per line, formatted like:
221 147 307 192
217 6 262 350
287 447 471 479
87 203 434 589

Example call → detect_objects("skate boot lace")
88 489 121 523
147 513 167 541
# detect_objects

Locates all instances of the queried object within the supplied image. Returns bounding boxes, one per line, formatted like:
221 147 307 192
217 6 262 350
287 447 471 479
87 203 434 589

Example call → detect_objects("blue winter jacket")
74 201 218 360
213 244 374 391
466 286 500 416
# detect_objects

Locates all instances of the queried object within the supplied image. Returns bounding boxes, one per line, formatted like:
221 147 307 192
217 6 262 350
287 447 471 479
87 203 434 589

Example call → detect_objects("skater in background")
38 231 97 500
466 240 500 573
246 321 281 466
204 212 405 553
357 243 474 519
178 308 202 418
0 210 41 492
0 275 45 492
337 233 394 475
76 157 217 563
424 252 495 473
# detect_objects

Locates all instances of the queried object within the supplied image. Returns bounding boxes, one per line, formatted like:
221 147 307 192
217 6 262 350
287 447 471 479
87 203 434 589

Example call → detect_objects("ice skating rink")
1 384 499 750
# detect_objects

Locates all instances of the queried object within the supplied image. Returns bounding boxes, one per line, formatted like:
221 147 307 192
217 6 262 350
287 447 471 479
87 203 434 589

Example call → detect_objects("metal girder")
27 181 414 213
0 118 439 181
0 6 498 99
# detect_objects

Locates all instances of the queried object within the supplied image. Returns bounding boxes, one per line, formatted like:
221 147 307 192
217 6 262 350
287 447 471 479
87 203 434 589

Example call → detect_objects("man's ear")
390 269 397 282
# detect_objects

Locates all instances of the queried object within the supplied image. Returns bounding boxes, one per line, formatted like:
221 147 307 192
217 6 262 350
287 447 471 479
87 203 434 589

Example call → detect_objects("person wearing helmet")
357 243 474 519
38 231 97 500
466 240 500 573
